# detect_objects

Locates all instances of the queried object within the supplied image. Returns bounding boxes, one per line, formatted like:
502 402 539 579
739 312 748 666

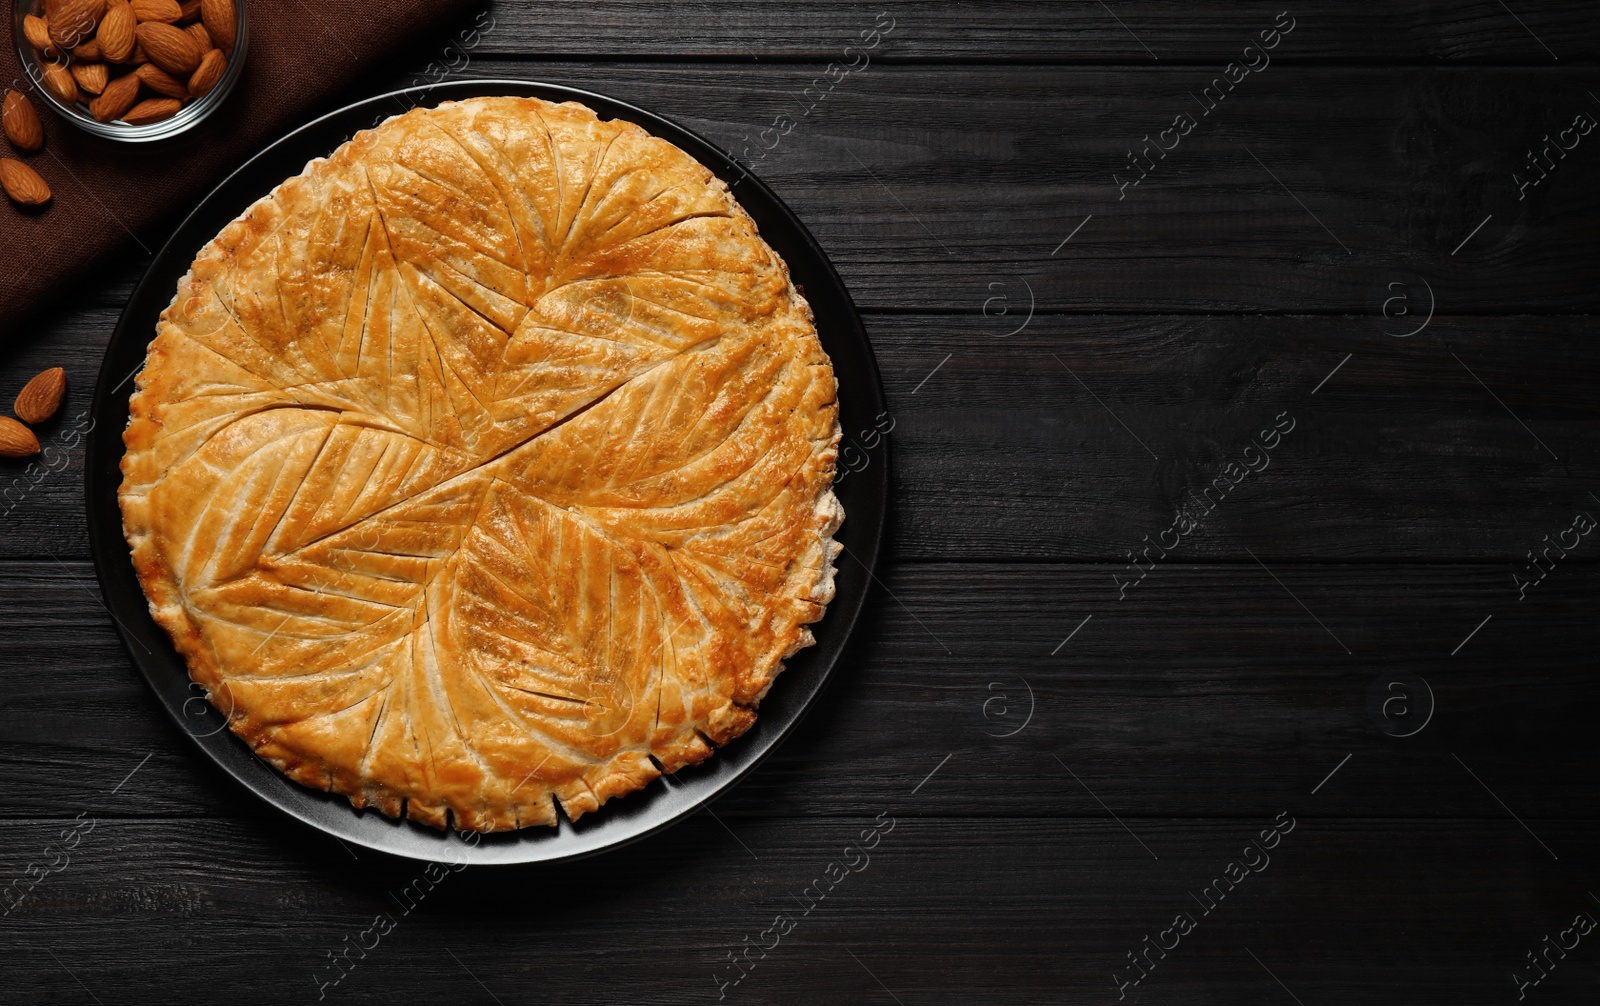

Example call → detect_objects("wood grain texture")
8 305 1593 562
1 816 1596 1005
471 2 1597 64
874 313 1600 560
1 561 1593 822
380 60 1600 315
18 63 1600 316
1 2 1597 1002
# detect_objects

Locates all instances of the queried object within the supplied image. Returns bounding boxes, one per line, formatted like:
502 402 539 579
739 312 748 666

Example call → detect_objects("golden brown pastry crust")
119 96 842 831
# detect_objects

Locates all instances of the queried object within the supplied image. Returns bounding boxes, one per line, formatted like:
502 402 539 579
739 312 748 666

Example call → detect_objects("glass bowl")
11 0 247 142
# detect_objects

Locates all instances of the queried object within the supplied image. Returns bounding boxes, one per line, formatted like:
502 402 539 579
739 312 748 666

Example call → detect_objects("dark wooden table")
3 3 1598 1003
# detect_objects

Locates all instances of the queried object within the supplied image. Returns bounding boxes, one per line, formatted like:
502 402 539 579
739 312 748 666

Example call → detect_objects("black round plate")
85 80 888 864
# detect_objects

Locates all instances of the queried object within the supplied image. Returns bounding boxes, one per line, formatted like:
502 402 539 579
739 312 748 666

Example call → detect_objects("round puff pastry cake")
119 96 843 832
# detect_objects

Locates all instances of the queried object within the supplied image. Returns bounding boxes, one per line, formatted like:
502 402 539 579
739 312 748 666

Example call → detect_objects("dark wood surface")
3 3 1598 1004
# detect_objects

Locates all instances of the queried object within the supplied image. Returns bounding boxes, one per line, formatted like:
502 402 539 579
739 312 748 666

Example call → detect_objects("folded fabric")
0 0 480 329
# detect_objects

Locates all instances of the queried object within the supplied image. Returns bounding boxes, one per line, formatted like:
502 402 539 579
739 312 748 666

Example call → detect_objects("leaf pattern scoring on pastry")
119 97 843 832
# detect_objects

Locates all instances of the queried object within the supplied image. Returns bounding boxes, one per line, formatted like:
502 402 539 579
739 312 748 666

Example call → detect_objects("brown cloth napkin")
0 0 480 330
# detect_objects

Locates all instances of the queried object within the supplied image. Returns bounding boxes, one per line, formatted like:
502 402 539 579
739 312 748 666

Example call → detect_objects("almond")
73 37 103 60
134 62 187 98
187 48 224 97
2 91 45 154
70 60 109 95
184 21 212 52
46 0 105 48
178 0 201 21
0 158 51 207
88 71 140 121
130 41 148 64
23 14 59 58
44 0 102 18
13 368 66 425
134 21 200 75
121 96 180 125
40 61 80 106
200 0 233 53
0 417 41 458
130 0 181 23
97 0 137 61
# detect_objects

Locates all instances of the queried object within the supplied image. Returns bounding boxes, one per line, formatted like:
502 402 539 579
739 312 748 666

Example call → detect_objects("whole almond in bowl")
199 0 232 51
133 63 187 98
187 48 224 97
69 60 109 95
40 61 80 105
0 158 52 207
134 21 200 74
46 0 106 48
14 368 66 424
121 96 180 124
130 0 181 22
23 13 58 57
0 416 41 458
20 0 245 140
2 91 45 153
88 72 140 121
183 20 210 52
97 0 138 61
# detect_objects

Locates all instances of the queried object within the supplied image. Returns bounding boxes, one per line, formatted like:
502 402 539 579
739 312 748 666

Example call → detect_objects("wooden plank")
28 64 1596 316
2 3 1589 999
872 313 1600 561
1 561 1594 823
10 64 1600 321
465 2 1598 63
417 60 1600 314
0 815 1593 1003
13 309 1595 562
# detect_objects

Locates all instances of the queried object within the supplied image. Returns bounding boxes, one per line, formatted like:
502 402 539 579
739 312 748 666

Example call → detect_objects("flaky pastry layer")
120 96 842 831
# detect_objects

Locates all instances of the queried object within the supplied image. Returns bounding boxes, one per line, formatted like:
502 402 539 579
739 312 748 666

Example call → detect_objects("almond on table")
0 158 51 206
0 417 41 458
14 368 66 425
2 92 45 153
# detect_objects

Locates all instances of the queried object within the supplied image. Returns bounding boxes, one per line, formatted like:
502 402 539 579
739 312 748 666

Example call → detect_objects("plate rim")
84 79 889 865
